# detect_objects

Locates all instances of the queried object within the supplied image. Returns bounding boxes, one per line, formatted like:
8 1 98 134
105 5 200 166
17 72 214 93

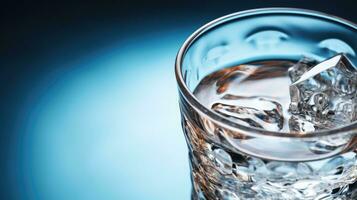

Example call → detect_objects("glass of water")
175 8 357 199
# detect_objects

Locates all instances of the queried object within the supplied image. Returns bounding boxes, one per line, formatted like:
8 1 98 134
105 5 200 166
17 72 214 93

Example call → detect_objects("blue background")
1 1 356 199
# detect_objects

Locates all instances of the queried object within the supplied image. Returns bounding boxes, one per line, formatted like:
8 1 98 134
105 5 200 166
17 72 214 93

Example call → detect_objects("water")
185 59 357 199
194 57 356 133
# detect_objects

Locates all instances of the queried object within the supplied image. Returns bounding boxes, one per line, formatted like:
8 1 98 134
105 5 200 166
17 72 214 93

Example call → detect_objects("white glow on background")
21 30 191 199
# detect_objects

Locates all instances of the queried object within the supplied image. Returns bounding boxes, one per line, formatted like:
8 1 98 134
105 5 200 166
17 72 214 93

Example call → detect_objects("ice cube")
329 97 357 124
289 54 357 128
289 115 319 132
211 96 284 131
288 57 317 83
288 114 335 133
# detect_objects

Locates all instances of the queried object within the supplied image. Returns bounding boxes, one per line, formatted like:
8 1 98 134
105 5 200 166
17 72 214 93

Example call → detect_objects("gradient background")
1 1 356 199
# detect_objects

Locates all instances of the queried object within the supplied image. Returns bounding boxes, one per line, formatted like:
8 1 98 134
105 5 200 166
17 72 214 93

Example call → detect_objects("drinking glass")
175 8 357 199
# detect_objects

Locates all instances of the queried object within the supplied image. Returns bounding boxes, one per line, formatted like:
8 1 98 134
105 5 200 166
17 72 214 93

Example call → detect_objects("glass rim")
175 7 357 138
